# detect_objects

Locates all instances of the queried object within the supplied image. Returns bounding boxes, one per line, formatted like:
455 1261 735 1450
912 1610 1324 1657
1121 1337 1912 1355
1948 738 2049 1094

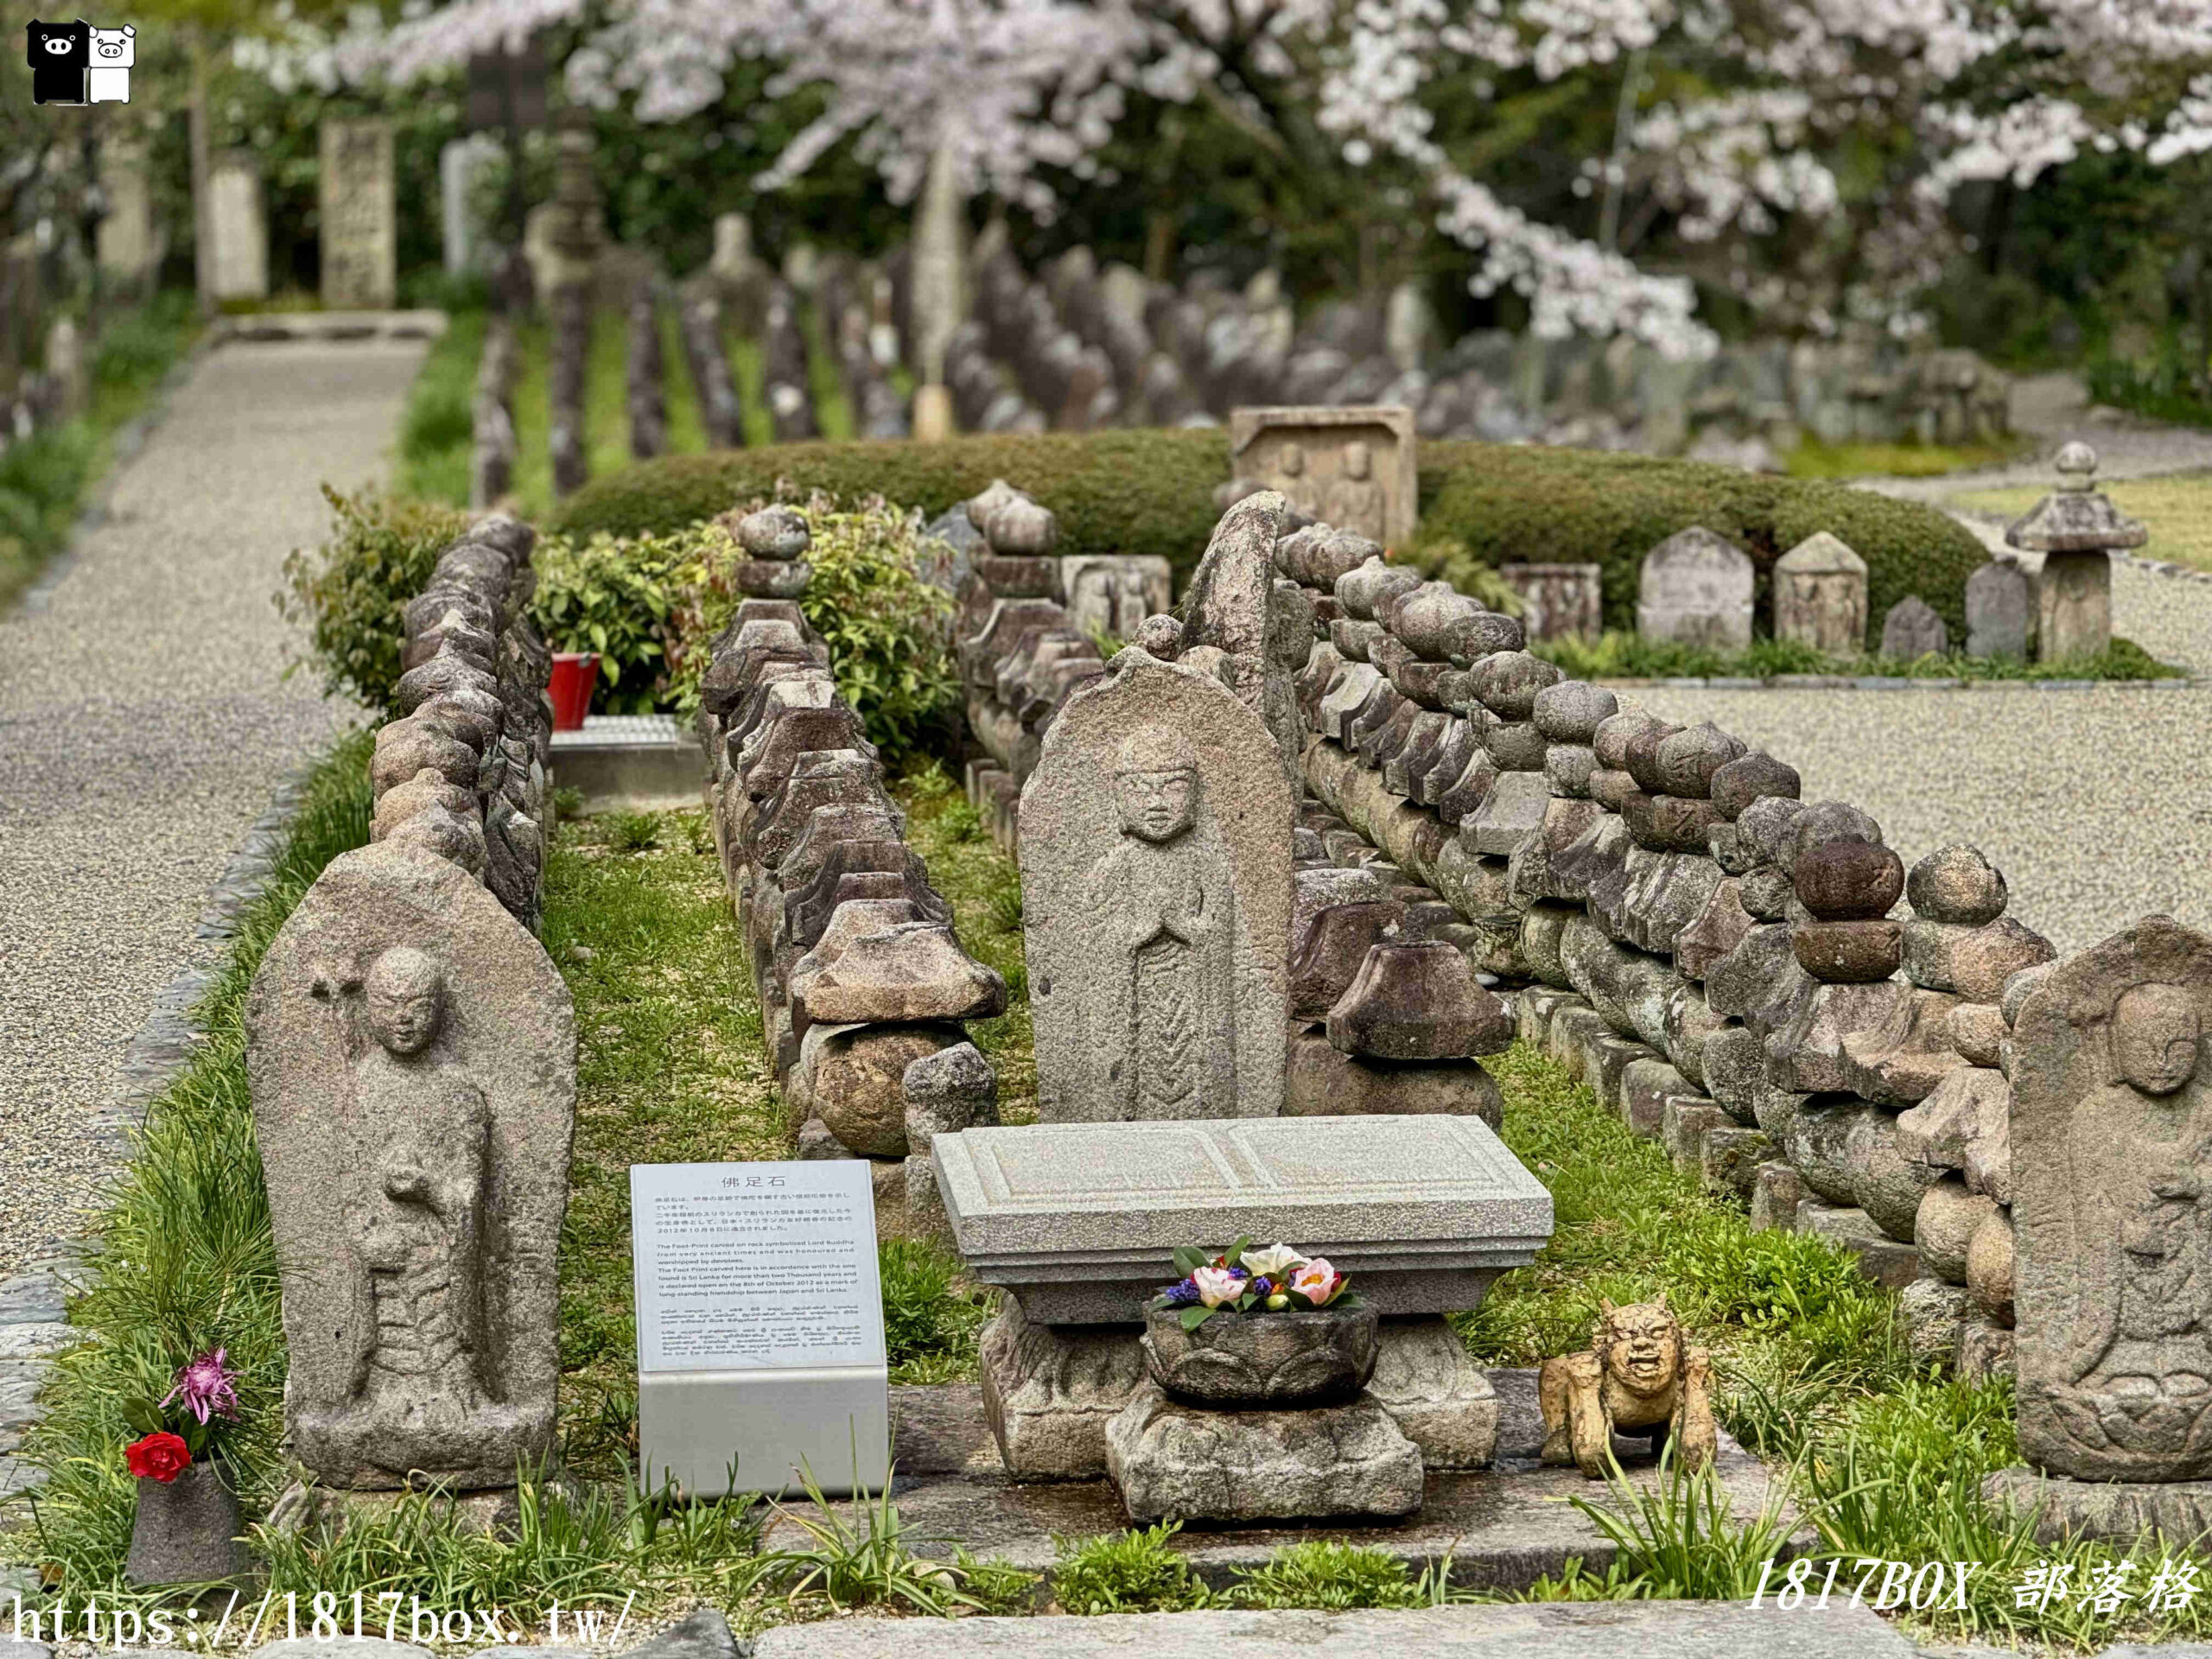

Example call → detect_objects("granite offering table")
933 1114 1554 1517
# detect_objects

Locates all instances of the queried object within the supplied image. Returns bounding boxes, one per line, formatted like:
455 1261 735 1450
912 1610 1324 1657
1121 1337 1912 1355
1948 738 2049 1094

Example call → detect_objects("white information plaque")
631 1160 888 1499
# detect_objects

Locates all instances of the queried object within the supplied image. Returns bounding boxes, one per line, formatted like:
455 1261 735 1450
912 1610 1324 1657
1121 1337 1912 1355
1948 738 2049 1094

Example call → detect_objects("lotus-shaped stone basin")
1141 1304 1379 1408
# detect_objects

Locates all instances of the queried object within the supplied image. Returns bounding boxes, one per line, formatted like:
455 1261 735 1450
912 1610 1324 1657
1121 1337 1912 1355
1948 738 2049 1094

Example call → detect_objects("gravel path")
1633 552 2212 957
0 338 423 1283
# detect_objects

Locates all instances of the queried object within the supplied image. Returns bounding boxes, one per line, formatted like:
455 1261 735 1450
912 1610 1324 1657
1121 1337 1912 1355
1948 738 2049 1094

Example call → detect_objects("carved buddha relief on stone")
2014 918 2212 1484
1020 652 1294 1123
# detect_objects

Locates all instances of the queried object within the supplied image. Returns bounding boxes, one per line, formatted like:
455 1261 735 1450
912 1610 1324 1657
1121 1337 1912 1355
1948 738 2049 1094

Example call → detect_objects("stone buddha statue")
1082 726 1242 1119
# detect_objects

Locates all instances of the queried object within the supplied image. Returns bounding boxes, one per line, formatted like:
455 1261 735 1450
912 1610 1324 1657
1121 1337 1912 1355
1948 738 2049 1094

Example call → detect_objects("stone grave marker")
1227 405 1417 546
2006 444 2145 663
1772 531 1868 655
245 843 574 1493
1636 527 1753 651
320 119 397 309
631 1159 888 1498
1966 558 2035 660
207 154 268 302
98 137 156 290
1986 917 2212 1543
1020 649 1294 1122
1498 563 1602 643
440 134 500 276
1880 595 1948 660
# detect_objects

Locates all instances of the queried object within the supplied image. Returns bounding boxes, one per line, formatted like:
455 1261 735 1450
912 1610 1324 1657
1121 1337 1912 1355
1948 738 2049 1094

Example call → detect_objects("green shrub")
662 493 960 762
877 1238 991 1385
280 486 474 719
551 429 1235 575
533 531 683 714
1409 442 1988 648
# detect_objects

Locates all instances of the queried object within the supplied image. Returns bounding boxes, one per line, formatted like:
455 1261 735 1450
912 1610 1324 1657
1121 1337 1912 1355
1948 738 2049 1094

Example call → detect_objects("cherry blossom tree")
349 0 2212 356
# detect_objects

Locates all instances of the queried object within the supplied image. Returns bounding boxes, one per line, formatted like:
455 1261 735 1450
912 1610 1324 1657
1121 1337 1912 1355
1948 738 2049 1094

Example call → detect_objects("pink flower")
1290 1259 1344 1306
1192 1267 1247 1308
161 1347 240 1427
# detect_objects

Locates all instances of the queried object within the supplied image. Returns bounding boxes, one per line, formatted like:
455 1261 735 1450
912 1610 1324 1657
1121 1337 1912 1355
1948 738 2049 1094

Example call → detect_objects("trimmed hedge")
1412 442 1986 648
550 429 1235 575
547 431 1986 647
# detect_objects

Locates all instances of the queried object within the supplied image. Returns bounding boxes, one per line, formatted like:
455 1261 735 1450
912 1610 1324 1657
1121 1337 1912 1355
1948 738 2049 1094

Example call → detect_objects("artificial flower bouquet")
121 1347 241 1484
1150 1236 1360 1331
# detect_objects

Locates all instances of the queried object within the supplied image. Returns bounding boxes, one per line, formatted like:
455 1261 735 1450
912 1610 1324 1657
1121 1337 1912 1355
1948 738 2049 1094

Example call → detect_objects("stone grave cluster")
694 507 1007 1236
945 481 2063 1401
245 516 575 1520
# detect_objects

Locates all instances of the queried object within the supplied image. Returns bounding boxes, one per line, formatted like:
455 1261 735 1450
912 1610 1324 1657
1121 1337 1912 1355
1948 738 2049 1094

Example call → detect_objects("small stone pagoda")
2004 442 2147 662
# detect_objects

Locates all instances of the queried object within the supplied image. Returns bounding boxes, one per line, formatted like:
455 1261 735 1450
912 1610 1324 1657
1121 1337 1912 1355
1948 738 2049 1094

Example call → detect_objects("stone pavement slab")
748 1601 1916 1658
766 1373 1787 1596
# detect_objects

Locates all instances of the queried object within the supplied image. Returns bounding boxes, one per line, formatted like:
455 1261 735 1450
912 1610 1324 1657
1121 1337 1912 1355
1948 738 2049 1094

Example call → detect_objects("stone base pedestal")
977 1303 1146 1480
1104 1382 1424 1524
1983 1465 2212 1548
266 1478 524 1541
1369 1316 1499 1469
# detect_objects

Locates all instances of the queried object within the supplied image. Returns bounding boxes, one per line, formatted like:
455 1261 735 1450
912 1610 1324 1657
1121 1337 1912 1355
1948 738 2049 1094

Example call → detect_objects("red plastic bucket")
548 652 600 730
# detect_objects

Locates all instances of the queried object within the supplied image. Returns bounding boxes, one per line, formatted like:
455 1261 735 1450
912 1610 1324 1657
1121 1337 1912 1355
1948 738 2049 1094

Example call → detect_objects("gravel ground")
1633 561 2212 957
0 339 423 1283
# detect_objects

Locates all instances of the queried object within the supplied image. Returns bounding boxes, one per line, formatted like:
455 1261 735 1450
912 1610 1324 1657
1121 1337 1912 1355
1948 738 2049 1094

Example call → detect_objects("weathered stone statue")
1021 650 1293 1121
1538 1297 1716 1478
1325 441 1384 535
2012 919 2212 1484
247 842 575 1491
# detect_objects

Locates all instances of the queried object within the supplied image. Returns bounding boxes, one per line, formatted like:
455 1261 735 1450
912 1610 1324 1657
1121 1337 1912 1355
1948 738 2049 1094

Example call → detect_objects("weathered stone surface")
1619 1058 1687 1139
1366 1315 1501 1468
1618 849 1723 957
904 1041 999 1146
2008 918 2212 1481
1466 770 1549 856
1465 652 1563 721
737 505 812 561
1797 1202 1922 1291
1543 744 1597 800
1734 795 1811 868
1768 981 1913 1093
1707 753 1801 822
1967 1204 2014 1327
1105 1383 1423 1522
1021 652 1294 1121
1675 880 1754 982
1903 917 2055 1000
791 1022 963 1157
1661 982 1730 1089
1282 1030 1503 1124
1836 987 1964 1107
1702 1126 1773 1198
125 1462 251 1586
1142 1304 1376 1408
1778 1096 1880 1207
1844 1109 1939 1241
1896 1278 1969 1368
1751 1161 1809 1232
1637 527 1754 650
1879 595 1948 659
1532 681 1617 742
1915 1177 1995 1285
1621 721 1682 795
1965 559 2034 660
1958 1314 2016 1385
1792 918 1903 982
1947 1001 2006 1067
1662 1095 1728 1175
1794 841 1904 922
1772 531 1868 655
791 920 1006 1030
1290 901 1404 1020
1705 921 1814 1028
245 844 574 1491
1654 723 1745 800
1327 942 1514 1060
1336 556 1422 624
1897 1064 2013 1202
1700 1025 1765 1124
1782 800 1883 877
1906 844 2008 925
978 1303 1145 1479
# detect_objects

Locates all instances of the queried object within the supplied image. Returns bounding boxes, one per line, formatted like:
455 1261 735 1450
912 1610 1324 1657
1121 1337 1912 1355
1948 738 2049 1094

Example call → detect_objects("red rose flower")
125 1431 192 1484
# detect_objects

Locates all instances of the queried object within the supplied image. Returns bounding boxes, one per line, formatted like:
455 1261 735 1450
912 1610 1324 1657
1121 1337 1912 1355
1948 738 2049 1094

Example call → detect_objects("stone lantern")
2004 442 2146 662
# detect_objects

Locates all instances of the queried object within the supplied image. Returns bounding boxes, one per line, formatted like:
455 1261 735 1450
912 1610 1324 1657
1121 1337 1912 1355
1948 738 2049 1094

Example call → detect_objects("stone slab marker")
1020 650 1294 1122
1179 489 1306 786
207 154 268 302
1226 406 1417 547
1636 527 1753 651
1879 596 1948 660
1965 559 2034 660
1498 563 1602 642
320 118 397 309
1772 532 1867 655
246 842 575 1491
2005 442 2145 664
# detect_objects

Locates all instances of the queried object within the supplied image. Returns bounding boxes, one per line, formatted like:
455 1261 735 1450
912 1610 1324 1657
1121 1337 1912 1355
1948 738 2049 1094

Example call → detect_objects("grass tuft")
1052 1523 1213 1615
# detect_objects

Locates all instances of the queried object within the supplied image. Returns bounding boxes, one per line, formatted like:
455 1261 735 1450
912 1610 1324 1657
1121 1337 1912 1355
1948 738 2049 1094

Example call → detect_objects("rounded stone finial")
986 498 1060 556
737 505 811 560
2055 441 2098 490
1134 613 1185 658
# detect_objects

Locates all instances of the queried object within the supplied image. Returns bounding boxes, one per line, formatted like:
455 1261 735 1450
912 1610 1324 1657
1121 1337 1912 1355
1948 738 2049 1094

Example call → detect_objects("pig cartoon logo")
86 22 130 102
26 19 89 105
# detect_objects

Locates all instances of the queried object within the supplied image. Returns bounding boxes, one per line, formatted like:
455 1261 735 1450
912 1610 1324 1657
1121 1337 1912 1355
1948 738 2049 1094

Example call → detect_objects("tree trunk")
1144 209 1175 283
